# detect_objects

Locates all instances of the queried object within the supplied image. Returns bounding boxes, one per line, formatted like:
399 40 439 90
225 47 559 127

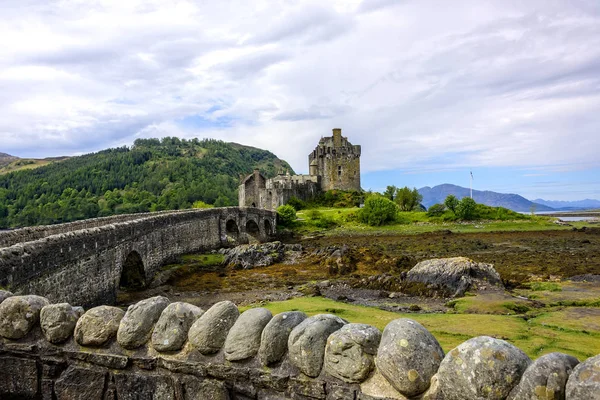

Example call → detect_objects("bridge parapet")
0 208 276 307
0 293 596 400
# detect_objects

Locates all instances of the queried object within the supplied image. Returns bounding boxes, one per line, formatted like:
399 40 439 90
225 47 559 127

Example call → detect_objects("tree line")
0 137 291 228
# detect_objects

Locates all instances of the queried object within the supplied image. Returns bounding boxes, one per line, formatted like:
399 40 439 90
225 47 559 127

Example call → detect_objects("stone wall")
0 293 597 399
0 208 276 307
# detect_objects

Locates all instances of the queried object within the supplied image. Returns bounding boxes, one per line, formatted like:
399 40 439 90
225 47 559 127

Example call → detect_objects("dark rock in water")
569 274 600 283
406 257 503 297
566 354 600 399
219 241 299 269
508 352 579 400
437 336 531 400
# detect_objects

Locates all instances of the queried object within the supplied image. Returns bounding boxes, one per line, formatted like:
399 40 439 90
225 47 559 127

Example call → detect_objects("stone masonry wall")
0 293 597 400
0 208 276 308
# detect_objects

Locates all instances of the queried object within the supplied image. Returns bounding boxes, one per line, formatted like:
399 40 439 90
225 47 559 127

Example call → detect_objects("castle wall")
261 175 321 210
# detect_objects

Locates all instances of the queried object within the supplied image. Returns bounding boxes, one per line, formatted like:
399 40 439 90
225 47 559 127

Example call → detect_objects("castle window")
338 166 342 177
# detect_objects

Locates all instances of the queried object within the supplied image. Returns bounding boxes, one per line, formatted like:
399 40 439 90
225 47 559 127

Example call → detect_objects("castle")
239 128 361 210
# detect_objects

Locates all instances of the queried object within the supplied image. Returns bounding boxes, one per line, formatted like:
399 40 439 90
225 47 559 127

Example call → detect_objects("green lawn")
294 207 581 235
242 296 600 360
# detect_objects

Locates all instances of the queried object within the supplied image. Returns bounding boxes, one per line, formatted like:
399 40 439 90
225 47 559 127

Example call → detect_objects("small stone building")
239 128 361 210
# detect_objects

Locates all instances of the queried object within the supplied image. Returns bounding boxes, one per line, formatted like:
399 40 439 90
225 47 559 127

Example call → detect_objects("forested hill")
0 138 294 228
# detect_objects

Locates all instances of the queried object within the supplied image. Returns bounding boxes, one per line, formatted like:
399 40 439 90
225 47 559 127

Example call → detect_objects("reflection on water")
559 216 599 222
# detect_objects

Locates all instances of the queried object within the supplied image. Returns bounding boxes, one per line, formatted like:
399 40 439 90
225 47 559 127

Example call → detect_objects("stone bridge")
0 207 277 307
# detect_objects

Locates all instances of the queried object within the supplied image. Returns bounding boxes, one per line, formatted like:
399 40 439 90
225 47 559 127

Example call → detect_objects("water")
558 216 599 222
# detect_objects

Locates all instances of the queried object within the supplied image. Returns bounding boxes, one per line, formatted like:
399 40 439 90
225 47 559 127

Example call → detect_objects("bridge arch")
246 219 260 240
119 250 146 290
264 219 273 236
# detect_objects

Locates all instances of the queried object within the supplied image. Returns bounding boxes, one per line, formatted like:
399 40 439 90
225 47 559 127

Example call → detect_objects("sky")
1 0 599 201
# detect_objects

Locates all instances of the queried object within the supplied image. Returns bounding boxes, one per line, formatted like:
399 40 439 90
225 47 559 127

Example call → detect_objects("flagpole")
470 171 473 199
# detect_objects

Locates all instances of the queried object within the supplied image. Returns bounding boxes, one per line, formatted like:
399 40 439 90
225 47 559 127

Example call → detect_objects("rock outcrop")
407 256 504 297
219 241 301 269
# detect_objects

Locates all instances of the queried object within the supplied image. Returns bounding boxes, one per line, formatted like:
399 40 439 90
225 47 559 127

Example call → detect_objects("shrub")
456 197 477 220
444 195 459 214
286 196 306 211
427 203 446 217
357 195 398 226
192 200 212 209
314 215 338 229
305 209 322 220
277 204 297 226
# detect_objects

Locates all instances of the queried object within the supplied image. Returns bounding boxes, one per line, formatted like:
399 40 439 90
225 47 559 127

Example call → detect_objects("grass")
294 207 578 236
242 296 600 360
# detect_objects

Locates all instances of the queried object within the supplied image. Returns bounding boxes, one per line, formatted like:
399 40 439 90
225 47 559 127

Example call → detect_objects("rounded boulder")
565 354 600 399
0 290 13 304
40 303 84 344
224 307 272 361
508 352 579 400
288 314 346 377
258 311 307 365
437 336 531 400
74 305 125 347
376 318 444 397
0 295 50 339
117 296 170 349
324 323 381 383
152 302 204 352
188 301 239 354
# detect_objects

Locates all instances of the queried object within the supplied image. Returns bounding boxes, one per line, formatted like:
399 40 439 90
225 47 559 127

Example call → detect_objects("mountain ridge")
532 198 600 210
418 184 554 212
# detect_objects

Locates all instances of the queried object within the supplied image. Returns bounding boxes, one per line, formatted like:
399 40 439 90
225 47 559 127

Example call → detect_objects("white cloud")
0 0 599 184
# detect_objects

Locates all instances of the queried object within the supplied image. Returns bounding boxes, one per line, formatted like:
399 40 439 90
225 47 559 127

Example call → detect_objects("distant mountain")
0 152 18 166
532 198 600 210
418 184 554 212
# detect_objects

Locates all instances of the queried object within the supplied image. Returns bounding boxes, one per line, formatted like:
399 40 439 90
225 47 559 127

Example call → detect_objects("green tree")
395 187 423 211
383 185 397 201
444 195 459 214
286 196 306 210
456 197 477 220
277 204 297 226
427 203 446 217
358 195 398 226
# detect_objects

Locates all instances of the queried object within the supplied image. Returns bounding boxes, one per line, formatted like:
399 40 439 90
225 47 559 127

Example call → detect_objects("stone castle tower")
239 128 361 210
309 128 361 191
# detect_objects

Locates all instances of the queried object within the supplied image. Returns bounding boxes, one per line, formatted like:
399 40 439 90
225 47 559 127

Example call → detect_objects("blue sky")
1 0 599 201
